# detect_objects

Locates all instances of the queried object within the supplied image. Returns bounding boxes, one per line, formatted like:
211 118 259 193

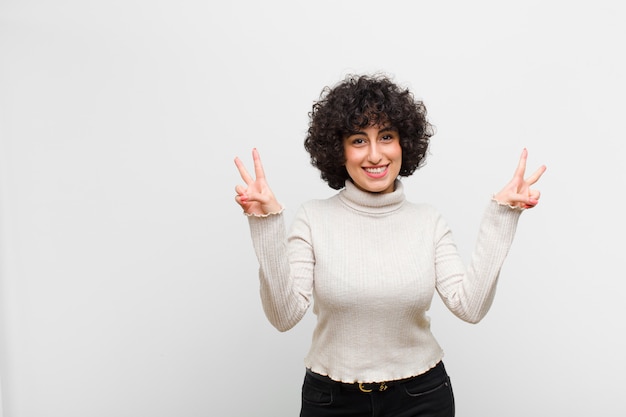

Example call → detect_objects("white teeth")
365 167 386 174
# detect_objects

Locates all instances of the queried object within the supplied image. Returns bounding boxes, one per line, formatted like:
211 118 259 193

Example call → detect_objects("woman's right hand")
234 148 282 216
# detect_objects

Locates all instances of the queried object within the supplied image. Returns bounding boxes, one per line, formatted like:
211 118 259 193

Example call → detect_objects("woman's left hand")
493 148 546 209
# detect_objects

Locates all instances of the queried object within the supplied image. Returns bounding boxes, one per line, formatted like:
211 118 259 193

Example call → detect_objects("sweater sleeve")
434 200 523 323
247 207 314 332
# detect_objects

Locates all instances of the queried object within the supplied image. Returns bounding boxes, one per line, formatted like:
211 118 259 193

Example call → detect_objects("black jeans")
300 362 454 417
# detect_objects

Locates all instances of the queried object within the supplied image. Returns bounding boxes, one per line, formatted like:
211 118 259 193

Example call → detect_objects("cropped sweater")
246 179 522 383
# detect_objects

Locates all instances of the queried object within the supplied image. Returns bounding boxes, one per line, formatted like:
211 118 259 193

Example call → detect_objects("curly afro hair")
304 73 435 190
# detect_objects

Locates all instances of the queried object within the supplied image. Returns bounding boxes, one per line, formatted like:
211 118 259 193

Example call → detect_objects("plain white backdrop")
1 1 625 416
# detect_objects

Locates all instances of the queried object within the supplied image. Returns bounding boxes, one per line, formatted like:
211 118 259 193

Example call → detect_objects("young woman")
234 74 546 417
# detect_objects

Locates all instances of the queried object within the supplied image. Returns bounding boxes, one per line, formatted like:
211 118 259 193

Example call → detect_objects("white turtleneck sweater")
246 180 522 383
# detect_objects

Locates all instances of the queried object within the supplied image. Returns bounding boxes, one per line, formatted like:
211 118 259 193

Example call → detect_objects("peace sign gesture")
234 148 282 216
493 148 547 209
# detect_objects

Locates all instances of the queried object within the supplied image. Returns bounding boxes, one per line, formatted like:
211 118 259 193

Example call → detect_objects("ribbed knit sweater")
246 179 522 383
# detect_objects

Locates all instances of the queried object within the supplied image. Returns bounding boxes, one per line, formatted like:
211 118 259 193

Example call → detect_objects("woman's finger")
235 184 247 196
525 164 547 186
252 148 267 181
512 148 529 180
234 156 254 185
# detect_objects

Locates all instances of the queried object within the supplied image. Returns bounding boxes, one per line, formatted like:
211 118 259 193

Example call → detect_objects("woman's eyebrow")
378 126 397 133
345 129 366 137
347 126 396 136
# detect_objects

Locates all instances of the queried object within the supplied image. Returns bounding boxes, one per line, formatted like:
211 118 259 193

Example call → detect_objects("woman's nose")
368 143 382 164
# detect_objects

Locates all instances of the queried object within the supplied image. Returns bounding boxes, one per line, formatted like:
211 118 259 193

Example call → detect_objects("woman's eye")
381 135 393 141
352 138 365 145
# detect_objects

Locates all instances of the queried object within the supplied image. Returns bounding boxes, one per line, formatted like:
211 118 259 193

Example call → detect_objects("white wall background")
1 1 625 416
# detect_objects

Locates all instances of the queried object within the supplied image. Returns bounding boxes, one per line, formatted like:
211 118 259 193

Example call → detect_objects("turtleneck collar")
338 179 406 215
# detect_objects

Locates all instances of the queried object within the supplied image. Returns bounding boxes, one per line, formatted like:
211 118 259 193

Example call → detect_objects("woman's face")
343 124 402 194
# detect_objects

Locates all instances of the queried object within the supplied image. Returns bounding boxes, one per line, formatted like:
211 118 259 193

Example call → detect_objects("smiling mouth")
363 165 387 175
363 165 388 176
